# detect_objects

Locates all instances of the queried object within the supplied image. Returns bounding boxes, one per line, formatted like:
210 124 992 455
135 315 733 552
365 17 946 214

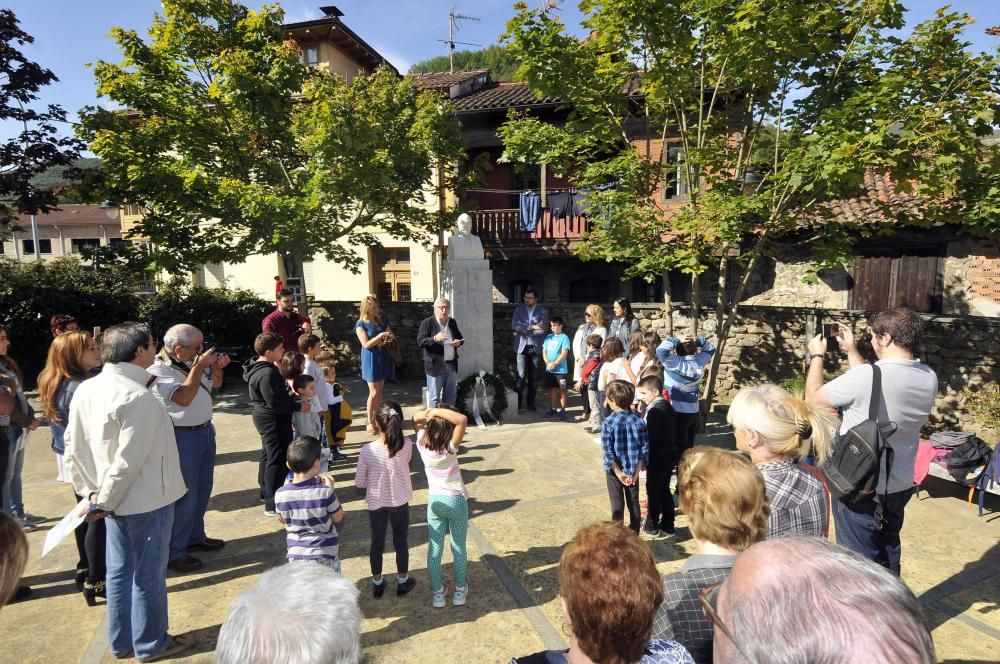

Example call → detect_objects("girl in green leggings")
413 405 469 608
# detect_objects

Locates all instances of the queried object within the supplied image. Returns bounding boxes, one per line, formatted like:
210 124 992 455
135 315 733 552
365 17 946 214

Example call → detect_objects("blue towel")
519 192 541 231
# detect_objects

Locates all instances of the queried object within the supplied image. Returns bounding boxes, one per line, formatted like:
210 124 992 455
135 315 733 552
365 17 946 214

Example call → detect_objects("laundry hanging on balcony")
547 191 573 220
573 182 618 218
519 191 541 232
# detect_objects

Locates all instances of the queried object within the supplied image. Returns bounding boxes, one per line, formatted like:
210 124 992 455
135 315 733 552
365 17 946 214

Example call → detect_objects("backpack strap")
869 364 895 527
868 364 883 423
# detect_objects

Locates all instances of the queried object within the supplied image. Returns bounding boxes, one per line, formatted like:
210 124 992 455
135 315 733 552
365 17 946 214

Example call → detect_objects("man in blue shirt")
601 380 649 533
511 289 548 412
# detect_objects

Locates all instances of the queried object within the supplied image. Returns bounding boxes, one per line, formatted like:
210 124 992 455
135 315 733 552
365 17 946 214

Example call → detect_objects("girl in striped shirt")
355 400 416 598
412 405 469 608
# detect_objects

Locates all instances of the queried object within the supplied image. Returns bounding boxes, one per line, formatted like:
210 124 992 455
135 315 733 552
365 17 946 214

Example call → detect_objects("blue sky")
4 0 998 143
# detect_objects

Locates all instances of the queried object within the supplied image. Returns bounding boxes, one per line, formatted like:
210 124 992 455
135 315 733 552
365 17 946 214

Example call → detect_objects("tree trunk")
690 272 700 336
280 250 307 300
662 270 674 337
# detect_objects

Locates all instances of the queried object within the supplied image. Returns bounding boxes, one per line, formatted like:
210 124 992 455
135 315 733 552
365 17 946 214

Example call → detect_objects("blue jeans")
832 490 912 576
169 426 216 560
515 346 540 408
2 426 24 517
106 504 175 659
426 362 459 408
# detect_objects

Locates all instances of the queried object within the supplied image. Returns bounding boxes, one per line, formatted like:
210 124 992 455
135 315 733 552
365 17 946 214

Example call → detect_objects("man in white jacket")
66 322 192 662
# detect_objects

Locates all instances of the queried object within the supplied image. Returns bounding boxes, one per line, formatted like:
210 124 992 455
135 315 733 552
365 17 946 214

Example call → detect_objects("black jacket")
243 358 297 418
645 398 679 469
416 316 464 376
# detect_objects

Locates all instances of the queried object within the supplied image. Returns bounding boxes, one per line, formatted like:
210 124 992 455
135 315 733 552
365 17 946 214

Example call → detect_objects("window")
110 238 130 250
662 145 688 200
71 238 101 253
22 239 52 254
302 46 319 69
569 277 610 304
631 277 663 303
372 248 411 302
848 246 944 313
510 279 534 304
509 163 541 209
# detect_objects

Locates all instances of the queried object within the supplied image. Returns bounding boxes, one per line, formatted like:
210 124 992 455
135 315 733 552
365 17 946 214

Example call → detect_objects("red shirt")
262 309 309 353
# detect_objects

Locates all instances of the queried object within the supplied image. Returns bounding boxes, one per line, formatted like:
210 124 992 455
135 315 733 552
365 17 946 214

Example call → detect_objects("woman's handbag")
385 337 403 365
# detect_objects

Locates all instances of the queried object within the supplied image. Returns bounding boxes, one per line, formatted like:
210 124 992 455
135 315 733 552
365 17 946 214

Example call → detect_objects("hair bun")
796 422 813 439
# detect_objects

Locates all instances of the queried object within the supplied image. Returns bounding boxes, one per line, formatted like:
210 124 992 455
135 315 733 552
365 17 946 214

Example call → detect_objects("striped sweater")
356 436 414 510
416 431 469 498
275 476 343 568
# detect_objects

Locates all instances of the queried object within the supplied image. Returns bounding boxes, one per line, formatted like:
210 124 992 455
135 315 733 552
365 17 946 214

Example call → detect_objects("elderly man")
512 288 549 412
148 324 231 574
262 288 312 354
806 307 938 574
217 562 362 664
65 322 192 662
416 298 464 407
710 536 935 663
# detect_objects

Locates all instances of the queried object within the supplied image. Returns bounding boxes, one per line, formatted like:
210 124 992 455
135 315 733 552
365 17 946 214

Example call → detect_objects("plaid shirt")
757 459 827 538
650 554 737 664
601 409 649 476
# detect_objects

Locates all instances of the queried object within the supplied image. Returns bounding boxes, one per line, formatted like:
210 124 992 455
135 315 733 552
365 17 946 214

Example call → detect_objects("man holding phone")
148 324 231 574
416 297 464 407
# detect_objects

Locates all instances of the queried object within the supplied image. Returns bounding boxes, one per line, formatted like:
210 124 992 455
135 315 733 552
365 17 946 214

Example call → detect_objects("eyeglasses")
584 312 592 317
699 582 750 660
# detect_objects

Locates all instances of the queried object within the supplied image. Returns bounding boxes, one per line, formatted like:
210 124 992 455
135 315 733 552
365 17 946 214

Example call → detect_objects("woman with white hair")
727 384 837 538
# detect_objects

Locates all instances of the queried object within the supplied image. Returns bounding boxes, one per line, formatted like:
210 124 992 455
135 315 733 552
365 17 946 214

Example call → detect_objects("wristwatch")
806 353 824 363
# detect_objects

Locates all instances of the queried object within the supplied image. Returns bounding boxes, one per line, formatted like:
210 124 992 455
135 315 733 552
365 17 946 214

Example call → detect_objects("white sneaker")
453 584 468 606
592 437 602 445
432 584 448 609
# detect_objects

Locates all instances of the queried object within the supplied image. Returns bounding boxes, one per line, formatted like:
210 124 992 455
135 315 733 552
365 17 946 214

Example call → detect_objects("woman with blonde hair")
728 383 836 538
572 304 607 421
355 295 395 434
36 330 105 604
649 446 769 663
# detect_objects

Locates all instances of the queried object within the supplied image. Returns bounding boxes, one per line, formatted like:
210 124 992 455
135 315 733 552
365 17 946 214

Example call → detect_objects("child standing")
291 375 323 440
413 405 470 608
275 436 345 571
636 375 679 538
596 337 628 420
299 336 329 436
355 400 416 598
577 334 603 434
601 380 649 533
317 352 351 462
542 316 571 420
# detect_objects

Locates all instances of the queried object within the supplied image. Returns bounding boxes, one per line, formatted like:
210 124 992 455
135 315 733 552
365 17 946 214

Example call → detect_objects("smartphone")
823 323 840 352
93 326 102 337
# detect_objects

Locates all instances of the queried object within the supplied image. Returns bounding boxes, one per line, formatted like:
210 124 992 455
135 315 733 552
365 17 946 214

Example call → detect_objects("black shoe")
9 585 31 603
188 537 225 552
642 520 660 537
167 555 203 574
331 451 348 461
373 579 386 598
397 577 417 596
74 567 88 588
83 579 105 607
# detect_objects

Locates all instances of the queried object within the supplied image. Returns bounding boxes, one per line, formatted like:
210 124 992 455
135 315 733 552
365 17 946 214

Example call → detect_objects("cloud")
282 2 323 23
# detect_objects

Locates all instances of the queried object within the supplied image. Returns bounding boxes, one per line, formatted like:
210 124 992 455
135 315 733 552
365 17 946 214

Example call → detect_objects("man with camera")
148 323 231 573
805 307 938 575
263 288 312 354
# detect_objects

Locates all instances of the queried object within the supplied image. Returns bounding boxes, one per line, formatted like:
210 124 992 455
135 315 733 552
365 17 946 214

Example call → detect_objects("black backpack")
945 436 993 486
818 364 898 504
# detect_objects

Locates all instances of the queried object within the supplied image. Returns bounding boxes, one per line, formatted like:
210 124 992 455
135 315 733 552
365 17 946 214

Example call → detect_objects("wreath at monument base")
455 372 509 425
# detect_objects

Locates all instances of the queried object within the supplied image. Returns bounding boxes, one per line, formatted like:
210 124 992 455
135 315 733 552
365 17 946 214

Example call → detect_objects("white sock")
373 577 384 586
398 575 409 583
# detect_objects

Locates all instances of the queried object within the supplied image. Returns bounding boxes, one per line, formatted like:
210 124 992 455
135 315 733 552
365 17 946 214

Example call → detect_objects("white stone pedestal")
441 257 494 382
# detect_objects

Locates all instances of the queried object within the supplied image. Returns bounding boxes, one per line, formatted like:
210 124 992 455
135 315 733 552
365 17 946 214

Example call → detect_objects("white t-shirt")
822 359 938 494
303 358 328 410
147 359 213 427
598 357 629 391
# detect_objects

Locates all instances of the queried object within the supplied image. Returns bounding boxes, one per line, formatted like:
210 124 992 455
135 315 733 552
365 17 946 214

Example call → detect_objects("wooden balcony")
470 209 591 256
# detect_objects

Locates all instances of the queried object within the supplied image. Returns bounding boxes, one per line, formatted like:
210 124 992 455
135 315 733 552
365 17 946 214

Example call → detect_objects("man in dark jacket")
416 297 464 408
243 332 310 516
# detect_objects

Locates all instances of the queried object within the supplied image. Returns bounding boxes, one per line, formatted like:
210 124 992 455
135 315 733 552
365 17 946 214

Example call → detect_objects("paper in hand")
42 499 87 557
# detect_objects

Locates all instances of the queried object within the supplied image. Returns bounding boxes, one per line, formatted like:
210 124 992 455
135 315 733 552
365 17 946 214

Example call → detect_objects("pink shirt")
356 436 414 510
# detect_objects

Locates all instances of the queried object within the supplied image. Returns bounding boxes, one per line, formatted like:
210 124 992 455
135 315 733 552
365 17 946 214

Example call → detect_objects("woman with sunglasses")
511 521 693 664
649 446 769 663
571 304 607 421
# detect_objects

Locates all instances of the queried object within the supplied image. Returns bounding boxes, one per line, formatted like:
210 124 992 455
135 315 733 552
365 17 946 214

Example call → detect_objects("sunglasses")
699 582 751 660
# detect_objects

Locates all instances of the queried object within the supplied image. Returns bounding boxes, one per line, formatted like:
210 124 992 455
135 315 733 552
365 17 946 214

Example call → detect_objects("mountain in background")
409 44 519 81
30 157 102 203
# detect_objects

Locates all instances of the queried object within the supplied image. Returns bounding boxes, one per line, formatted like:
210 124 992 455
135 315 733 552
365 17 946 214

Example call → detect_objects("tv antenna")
437 6 481 73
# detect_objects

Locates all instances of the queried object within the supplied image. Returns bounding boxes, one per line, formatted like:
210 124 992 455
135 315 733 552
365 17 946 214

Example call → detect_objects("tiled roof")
809 171 926 226
15 205 120 227
450 81 561 112
410 70 489 92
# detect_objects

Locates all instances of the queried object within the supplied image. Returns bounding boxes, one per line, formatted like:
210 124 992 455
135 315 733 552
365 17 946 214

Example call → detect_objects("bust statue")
447 213 485 260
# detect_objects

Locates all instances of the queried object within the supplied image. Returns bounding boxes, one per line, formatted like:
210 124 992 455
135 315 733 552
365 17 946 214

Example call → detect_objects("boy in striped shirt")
275 436 345 572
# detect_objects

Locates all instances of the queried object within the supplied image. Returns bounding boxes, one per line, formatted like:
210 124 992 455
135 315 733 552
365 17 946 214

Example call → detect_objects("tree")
0 9 82 227
501 0 1000 409
79 0 466 278
410 44 521 81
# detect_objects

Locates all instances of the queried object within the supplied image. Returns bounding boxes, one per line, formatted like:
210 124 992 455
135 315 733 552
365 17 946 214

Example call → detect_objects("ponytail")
727 384 837 462
374 400 406 458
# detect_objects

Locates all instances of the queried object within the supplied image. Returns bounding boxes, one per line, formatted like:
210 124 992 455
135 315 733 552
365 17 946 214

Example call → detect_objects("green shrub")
964 384 1000 436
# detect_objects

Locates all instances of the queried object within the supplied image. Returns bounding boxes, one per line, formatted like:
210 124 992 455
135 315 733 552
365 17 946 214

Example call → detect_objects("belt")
174 422 212 430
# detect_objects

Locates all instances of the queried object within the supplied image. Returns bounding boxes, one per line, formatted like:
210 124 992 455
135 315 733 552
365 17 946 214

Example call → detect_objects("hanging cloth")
547 191 573 220
519 191 541 232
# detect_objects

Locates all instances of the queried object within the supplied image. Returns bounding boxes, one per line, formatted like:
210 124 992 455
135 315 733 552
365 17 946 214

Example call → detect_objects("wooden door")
372 248 411 302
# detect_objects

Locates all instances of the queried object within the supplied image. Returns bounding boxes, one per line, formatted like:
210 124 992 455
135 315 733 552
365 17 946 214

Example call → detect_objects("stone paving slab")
1 378 998 663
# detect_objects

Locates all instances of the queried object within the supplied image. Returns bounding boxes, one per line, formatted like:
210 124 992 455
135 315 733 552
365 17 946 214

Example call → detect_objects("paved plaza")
2 378 998 663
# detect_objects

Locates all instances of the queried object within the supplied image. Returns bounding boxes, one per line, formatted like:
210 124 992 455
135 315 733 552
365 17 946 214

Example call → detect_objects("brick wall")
311 300 1000 435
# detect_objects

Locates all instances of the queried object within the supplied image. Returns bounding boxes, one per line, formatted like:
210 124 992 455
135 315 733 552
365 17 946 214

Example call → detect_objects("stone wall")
310 300 999 435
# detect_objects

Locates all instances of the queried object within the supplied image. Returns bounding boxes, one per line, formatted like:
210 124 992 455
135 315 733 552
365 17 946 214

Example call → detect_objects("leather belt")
174 422 212 430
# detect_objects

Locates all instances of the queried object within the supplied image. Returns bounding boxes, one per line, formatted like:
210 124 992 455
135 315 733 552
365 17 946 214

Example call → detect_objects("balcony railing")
470 209 591 243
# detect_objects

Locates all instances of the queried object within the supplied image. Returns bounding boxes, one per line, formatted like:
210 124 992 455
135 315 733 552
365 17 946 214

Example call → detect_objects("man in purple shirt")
262 289 312 353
